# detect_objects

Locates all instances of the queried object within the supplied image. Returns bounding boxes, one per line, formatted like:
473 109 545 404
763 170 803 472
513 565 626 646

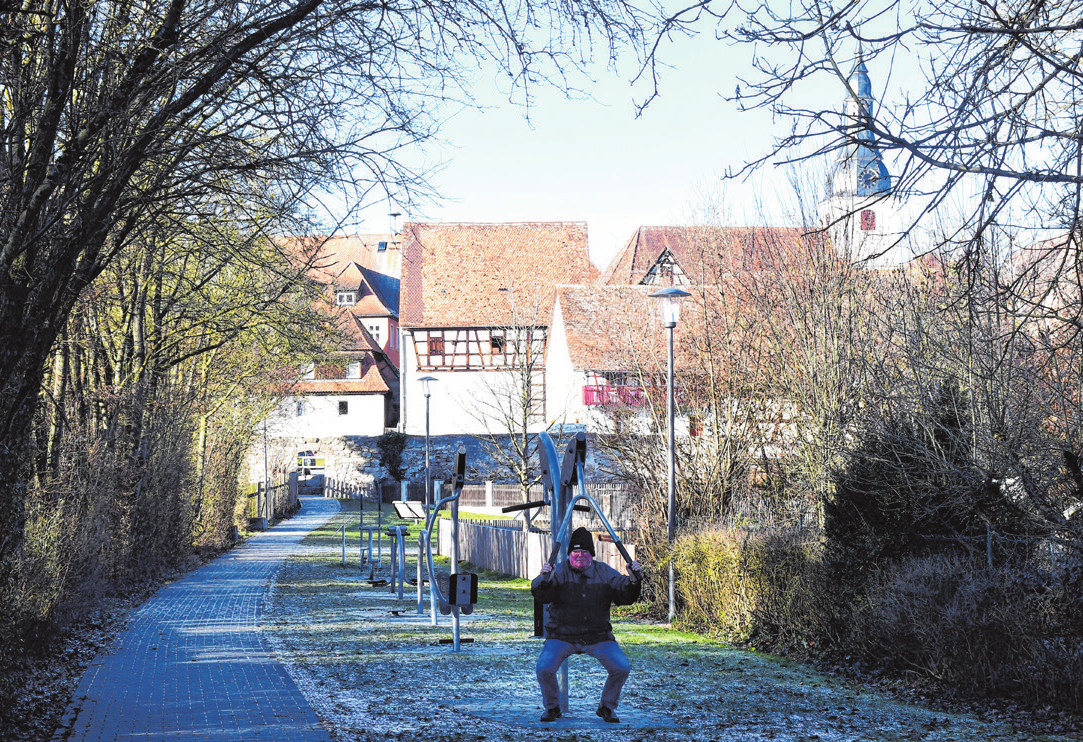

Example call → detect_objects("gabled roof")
399 222 598 328
280 233 400 285
555 283 737 372
598 226 817 285
290 371 390 395
277 335 395 394
337 311 386 353
309 233 400 277
334 262 400 317
555 285 657 371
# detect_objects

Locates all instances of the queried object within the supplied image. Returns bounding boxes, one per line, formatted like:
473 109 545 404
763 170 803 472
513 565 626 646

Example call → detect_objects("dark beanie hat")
568 527 595 556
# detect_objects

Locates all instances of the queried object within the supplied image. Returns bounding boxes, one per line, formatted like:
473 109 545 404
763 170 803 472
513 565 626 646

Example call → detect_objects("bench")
393 501 427 522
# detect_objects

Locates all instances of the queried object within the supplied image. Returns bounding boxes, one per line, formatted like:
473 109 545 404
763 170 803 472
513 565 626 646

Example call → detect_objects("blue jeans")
536 639 630 711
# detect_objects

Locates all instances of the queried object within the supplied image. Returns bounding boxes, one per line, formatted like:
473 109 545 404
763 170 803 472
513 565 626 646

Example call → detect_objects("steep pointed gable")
399 222 597 327
334 261 365 288
599 225 820 286
356 264 400 316
598 226 713 285
331 261 400 318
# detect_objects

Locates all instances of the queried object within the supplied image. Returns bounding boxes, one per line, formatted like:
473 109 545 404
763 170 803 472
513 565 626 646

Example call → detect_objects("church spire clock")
818 51 907 269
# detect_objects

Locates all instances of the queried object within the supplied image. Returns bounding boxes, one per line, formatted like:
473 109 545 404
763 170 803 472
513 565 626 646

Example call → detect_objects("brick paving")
52 497 341 742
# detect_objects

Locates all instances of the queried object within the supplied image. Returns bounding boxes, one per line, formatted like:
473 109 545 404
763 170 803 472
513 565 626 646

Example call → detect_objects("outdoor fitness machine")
336 486 387 584
422 446 478 652
361 485 387 585
503 431 635 713
386 525 410 599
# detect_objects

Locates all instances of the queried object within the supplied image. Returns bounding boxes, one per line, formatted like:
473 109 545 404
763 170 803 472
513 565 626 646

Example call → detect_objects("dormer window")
336 290 357 306
346 361 361 379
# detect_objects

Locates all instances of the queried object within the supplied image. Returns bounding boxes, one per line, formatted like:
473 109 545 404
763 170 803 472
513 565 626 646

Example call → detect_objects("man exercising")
531 527 642 723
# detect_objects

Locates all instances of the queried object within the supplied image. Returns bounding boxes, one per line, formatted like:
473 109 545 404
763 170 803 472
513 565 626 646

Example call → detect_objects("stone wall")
246 432 627 490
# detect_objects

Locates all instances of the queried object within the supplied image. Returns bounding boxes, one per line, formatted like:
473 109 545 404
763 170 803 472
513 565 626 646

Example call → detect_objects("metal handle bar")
546 461 635 571
539 432 560 506
502 500 590 514
501 499 546 513
424 447 466 612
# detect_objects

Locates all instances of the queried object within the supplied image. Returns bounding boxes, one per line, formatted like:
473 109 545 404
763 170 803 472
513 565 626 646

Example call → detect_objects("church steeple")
827 53 891 199
818 53 907 269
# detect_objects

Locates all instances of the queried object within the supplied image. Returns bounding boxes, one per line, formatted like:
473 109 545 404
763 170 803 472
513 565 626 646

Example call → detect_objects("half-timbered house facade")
398 222 597 436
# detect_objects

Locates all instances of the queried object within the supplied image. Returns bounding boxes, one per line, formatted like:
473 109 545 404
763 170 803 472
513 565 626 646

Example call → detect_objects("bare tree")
639 0 1083 353
0 0 652 646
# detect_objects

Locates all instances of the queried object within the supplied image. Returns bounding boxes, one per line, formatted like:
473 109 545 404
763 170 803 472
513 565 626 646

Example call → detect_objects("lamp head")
419 375 437 397
648 286 691 328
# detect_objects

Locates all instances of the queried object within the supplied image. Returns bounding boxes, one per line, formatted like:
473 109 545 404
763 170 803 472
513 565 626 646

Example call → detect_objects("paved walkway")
52 497 341 742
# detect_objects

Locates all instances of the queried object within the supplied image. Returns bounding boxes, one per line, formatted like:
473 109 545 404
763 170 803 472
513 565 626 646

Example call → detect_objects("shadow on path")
51 497 341 742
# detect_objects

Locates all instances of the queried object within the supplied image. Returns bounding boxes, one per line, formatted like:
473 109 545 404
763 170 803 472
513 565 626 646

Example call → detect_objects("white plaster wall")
819 193 910 269
402 328 553 436
544 298 609 432
401 367 544 436
544 299 579 426
266 394 387 438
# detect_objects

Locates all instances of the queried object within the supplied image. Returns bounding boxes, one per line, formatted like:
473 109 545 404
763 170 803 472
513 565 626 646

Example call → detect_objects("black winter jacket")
530 560 641 644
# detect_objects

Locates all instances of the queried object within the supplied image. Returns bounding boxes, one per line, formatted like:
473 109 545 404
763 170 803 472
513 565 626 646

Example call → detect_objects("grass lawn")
261 499 1068 742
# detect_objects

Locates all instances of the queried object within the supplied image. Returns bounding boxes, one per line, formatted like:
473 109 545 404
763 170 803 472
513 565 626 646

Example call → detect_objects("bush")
671 530 751 642
856 553 1083 707
377 431 408 484
672 528 843 652
825 379 1039 600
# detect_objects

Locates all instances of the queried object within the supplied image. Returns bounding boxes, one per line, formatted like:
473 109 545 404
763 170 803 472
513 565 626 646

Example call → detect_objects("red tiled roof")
556 285 657 371
289 377 389 394
399 222 598 328
335 312 383 353
303 234 398 280
556 282 739 372
598 226 818 285
330 264 397 317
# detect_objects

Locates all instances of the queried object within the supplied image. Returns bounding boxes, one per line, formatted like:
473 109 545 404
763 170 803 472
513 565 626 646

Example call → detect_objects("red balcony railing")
583 384 649 406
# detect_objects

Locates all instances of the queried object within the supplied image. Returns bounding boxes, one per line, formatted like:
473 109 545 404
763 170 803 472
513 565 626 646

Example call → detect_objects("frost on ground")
263 524 1075 742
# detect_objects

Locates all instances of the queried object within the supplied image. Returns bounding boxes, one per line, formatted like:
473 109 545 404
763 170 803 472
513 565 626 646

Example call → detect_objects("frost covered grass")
263 501 1078 742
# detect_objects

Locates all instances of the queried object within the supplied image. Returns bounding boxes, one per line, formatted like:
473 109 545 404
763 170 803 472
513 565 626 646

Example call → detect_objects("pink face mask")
568 549 592 570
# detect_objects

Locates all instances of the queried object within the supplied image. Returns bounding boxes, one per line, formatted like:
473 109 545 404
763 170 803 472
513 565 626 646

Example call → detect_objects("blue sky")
351 33 847 271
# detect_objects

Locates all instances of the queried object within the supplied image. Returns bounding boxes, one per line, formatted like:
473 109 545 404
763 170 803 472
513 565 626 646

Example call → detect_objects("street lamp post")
418 376 438 513
417 375 437 615
649 286 690 624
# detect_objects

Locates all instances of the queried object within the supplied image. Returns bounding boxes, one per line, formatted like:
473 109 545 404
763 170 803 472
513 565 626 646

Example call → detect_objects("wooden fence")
323 478 376 500
245 473 299 519
437 519 636 579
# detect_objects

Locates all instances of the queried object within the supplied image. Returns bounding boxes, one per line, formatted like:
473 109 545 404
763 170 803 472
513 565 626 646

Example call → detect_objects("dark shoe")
596 705 620 723
539 707 562 722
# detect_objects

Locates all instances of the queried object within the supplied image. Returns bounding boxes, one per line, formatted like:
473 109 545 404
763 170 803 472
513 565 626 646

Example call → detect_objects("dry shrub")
193 430 249 551
671 530 752 642
672 527 843 651
24 436 134 629
10 392 224 642
857 553 1083 707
